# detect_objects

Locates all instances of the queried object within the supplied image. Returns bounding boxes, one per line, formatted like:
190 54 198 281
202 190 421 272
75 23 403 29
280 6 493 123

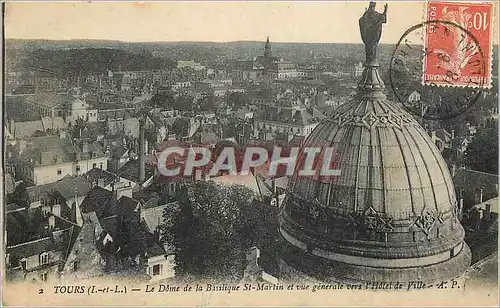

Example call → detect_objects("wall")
146 255 175 282
62 213 106 281
33 157 108 185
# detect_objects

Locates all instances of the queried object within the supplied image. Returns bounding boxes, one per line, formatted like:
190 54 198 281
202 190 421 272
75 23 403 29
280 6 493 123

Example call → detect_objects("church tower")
264 36 272 57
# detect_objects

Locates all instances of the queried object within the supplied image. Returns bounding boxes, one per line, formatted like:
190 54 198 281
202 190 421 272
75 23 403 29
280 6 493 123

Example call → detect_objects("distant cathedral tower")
264 36 272 57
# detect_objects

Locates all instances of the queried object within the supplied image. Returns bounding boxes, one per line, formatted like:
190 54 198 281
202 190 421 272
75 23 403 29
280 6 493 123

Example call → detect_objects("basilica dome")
278 52 471 284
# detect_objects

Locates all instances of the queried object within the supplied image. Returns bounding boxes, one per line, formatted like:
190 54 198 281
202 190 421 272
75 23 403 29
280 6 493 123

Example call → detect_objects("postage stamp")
423 1 493 88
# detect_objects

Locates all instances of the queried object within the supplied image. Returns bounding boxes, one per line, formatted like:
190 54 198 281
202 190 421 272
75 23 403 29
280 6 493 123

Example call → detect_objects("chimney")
458 198 464 221
48 214 56 229
73 189 83 226
479 188 484 204
9 119 14 134
82 141 89 153
451 129 455 139
19 139 27 155
484 203 492 220
97 178 105 188
139 117 146 183
53 204 61 217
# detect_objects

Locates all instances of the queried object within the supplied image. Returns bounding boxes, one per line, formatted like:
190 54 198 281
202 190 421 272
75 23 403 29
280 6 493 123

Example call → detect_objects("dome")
278 63 471 283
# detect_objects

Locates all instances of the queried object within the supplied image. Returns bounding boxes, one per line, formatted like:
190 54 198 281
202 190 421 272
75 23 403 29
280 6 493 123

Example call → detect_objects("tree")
464 120 498 174
149 91 175 109
161 181 279 281
198 94 215 111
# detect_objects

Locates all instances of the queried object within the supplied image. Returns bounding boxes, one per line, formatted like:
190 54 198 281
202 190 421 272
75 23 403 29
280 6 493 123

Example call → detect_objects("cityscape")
2 1 498 303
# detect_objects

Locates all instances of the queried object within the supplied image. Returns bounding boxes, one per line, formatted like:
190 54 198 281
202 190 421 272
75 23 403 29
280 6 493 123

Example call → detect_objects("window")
92 163 97 168
152 264 162 276
57 169 62 175
20 258 27 270
76 165 81 172
40 253 49 265
41 273 47 282
99 163 103 169
73 261 79 272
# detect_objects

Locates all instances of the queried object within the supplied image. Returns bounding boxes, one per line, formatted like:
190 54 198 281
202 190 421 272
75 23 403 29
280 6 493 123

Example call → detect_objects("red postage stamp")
423 1 493 88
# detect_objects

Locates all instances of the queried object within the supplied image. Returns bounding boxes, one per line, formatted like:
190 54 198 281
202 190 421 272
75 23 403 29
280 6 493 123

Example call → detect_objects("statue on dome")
359 1 388 63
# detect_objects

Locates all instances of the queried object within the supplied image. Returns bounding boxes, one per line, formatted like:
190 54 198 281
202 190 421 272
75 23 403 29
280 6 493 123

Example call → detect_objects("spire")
357 2 388 94
264 36 272 57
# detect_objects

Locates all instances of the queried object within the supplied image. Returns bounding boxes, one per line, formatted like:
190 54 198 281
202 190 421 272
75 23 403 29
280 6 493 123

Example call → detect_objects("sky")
5 1 432 44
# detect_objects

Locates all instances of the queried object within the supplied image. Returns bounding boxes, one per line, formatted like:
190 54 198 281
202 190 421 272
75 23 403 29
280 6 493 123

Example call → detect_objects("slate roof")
117 196 140 217
107 117 140 137
9 120 43 139
6 203 24 213
25 93 74 108
141 202 177 233
117 159 155 184
453 168 499 205
41 117 67 131
99 215 120 240
80 186 115 218
26 175 92 203
85 168 117 187
7 237 55 259
110 145 129 159
133 190 159 209
16 135 107 167
139 220 168 257
257 106 319 126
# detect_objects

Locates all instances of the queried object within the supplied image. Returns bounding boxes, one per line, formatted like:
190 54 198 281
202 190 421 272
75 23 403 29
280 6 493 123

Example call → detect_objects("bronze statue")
359 1 388 63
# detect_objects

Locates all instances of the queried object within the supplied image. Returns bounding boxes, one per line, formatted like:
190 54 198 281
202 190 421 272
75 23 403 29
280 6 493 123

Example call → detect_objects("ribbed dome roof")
289 66 456 220
278 64 470 283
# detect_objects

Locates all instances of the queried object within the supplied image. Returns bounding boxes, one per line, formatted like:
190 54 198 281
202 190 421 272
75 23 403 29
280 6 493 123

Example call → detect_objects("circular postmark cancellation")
389 20 488 120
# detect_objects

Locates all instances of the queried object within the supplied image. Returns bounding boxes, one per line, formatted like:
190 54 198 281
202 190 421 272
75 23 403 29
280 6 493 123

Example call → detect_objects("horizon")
4 2 430 44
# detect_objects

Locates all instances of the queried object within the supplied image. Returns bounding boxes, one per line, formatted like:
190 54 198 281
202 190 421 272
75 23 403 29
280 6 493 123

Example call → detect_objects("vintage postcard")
2 1 498 306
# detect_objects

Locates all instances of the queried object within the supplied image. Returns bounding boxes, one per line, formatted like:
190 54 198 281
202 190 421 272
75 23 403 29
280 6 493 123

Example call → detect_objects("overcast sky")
5 1 435 44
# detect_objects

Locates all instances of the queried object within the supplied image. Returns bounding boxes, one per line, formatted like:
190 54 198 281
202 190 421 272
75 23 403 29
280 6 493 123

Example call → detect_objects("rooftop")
26 175 92 203
117 159 155 184
16 135 107 167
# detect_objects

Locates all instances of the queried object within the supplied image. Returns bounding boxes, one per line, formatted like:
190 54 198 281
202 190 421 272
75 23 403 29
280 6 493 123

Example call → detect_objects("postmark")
423 1 493 88
389 18 488 120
